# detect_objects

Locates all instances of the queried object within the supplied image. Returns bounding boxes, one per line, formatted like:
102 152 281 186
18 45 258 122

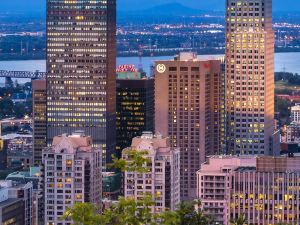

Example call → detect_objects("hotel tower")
46 0 116 164
155 52 224 200
226 0 276 155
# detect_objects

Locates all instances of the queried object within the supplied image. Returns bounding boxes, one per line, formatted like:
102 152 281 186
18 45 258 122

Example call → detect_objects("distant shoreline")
0 48 299 61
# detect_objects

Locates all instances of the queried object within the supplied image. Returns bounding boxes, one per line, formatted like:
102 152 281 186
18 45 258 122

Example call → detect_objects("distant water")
0 52 299 82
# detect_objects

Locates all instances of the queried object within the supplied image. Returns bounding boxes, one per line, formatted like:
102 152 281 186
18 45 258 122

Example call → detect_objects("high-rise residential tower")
46 0 116 164
43 132 102 225
226 0 275 155
123 132 180 212
155 52 224 200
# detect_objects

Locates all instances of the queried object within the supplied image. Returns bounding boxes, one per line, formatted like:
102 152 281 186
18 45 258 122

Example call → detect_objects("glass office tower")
46 0 116 164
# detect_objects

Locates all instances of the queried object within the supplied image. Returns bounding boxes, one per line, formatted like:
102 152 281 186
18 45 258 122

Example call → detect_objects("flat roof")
0 198 22 208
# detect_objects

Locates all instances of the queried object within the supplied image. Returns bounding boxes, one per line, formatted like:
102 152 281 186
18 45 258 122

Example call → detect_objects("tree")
109 149 151 173
102 195 155 225
230 215 247 225
176 200 214 225
62 203 106 225
158 210 180 225
64 149 214 225
0 97 14 118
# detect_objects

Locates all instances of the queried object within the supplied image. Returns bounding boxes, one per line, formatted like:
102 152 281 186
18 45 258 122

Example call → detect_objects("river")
0 52 299 82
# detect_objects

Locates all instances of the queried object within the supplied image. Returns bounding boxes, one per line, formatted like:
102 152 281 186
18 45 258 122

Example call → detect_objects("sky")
0 0 299 12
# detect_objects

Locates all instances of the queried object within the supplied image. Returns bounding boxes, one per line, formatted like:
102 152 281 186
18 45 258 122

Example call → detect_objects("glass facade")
46 0 116 165
116 75 154 155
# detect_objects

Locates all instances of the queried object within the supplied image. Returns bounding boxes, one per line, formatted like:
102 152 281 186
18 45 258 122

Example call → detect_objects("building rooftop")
0 198 22 208
0 133 32 140
156 52 222 63
44 132 98 154
291 104 300 110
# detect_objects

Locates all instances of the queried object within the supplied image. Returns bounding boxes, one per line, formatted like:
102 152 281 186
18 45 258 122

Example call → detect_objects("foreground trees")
63 150 214 225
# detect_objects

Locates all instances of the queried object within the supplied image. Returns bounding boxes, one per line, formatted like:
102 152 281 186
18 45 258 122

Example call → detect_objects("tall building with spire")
46 0 116 165
226 0 276 155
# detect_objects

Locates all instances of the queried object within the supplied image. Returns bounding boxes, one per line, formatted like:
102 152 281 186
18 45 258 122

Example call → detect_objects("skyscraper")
32 79 47 166
155 52 224 200
46 0 116 165
43 132 102 225
226 0 275 155
116 65 154 155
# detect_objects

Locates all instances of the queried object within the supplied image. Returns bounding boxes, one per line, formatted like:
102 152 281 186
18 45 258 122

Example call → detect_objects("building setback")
197 155 300 225
225 0 276 155
116 66 154 155
46 0 117 165
43 132 102 225
32 79 47 166
155 52 224 200
123 132 180 213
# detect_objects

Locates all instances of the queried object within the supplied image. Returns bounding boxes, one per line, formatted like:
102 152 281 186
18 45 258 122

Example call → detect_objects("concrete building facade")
155 52 224 200
197 155 300 225
291 104 300 123
282 122 300 145
43 132 102 225
123 132 180 213
225 0 276 155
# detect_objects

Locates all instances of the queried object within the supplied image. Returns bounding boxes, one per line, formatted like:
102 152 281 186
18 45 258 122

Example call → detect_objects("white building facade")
291 104 300 123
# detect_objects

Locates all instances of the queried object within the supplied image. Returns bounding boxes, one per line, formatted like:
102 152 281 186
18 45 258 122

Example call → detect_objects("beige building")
123 132 180 213
197 155 300 225
155 52 224 200
225 0 276 155
43 132 102 225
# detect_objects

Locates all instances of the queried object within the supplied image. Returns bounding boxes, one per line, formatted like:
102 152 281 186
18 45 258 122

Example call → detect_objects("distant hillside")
119 0 300 12
119 3 204 17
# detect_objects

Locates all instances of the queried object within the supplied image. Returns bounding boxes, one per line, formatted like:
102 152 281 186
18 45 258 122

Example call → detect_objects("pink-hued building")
225 0 276 155
155 52 224 200
123 132 180 213
43 132 102 225
197 155 300 225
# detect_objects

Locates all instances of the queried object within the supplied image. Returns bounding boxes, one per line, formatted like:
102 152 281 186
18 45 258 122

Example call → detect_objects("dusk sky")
0 0 299 12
